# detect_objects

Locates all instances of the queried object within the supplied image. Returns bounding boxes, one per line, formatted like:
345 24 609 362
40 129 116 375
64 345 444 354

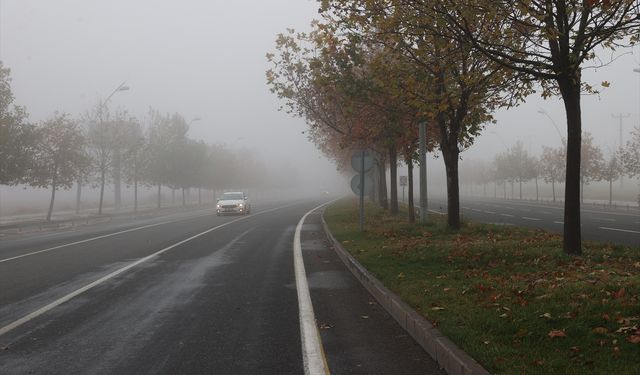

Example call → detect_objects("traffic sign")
351 150 374 173
350 174 373 196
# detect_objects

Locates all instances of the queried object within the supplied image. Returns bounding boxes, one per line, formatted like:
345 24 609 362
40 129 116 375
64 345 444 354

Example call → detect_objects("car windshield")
220 193 244 200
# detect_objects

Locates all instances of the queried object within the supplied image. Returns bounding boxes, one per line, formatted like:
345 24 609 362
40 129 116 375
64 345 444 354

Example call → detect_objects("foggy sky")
1 1 639 196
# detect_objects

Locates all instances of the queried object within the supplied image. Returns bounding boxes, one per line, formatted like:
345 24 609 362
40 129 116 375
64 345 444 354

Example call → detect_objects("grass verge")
324 198 640 375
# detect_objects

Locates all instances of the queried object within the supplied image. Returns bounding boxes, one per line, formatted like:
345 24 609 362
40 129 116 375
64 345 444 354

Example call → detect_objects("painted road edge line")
294 201 336 375
599 227 640 234
0 204 293 338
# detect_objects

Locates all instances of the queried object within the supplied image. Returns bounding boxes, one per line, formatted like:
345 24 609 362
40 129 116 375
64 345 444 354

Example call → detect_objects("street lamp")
536 109 566 145
104 81 130 105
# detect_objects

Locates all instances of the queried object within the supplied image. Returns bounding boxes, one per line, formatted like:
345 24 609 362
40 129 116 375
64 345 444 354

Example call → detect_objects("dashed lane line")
522 217 542 221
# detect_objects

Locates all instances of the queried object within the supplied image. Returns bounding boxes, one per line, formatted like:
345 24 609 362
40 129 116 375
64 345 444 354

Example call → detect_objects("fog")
0 0 349 217
1 1 639 218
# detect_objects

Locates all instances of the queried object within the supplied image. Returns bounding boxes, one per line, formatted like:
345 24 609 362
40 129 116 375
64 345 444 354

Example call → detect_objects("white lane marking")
504 207 516 210
484 211 496 214
592 217 616 222
0 203 298 338
522 217 541 221
599 227 640 234
428 209 446 215
294 202 334 375
0 206 292 264
471 208 481 212
554 221 564 225
0 221 172 264
500 214 514 218
541 211 553 215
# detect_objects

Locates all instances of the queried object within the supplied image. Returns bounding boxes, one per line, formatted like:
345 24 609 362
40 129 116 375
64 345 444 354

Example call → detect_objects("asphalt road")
428 196 640 246
0 199 443 374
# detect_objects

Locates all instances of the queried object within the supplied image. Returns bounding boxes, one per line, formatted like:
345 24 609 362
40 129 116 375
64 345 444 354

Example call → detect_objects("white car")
216 192 251 216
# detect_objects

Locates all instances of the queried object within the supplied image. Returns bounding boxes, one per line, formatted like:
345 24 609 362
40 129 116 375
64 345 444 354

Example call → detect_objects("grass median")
324 198 640 374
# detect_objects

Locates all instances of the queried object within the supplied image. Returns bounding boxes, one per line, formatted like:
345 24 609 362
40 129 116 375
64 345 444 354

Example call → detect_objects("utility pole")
612 113 630 188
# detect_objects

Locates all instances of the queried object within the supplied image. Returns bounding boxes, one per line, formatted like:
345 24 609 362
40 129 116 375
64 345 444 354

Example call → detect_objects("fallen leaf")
613 288 626 299
627 335 640 344
431 307 445 311
360 315 369 319
592 327 608 334
499 313 508 318
548 330 567 338
539 313 553 319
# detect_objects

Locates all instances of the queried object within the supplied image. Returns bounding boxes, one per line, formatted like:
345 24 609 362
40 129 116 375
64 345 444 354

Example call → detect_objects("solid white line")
500 214 515 218
0 221 173 264
294 202 333 375
554 221 564 224
599 227 640 234
0 203 296 338
484 211 496 214
428 209 446 215
592 217 616 222
522 217 541 221
471 208 481 212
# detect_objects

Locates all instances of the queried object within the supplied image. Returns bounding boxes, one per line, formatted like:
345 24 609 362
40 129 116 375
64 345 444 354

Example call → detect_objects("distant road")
0 198 442 374
428 196 639 247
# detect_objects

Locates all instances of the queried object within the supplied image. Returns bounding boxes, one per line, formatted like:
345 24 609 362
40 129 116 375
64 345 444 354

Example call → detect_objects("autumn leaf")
431 306 445 311
592 327 608 334
601 81 611 88
548 330 567 338
539 313 552 319
627 335 640 344
613 288 625 299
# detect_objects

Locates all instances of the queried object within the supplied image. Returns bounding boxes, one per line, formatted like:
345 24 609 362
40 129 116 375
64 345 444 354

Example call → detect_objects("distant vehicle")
216 191 251 216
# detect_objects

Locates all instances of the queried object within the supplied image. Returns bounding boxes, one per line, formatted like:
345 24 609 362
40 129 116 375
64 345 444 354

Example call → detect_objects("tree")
580 132 604 203
319 1 528 229
620 125 640 177
121 118 146 212
602 152 623 205
143 109 188 208
0 61 36 185
29 113 89 221
439 0 640 254
619 125 640 205
540 146 566 202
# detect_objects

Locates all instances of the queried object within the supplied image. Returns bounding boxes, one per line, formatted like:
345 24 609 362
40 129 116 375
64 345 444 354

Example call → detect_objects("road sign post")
351 150 374 232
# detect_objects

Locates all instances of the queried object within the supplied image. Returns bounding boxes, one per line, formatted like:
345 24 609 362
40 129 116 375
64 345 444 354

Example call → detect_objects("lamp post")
537 109 566 145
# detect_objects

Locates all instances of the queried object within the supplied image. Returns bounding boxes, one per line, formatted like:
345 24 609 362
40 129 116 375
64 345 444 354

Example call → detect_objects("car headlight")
239 203 243 207
216 204 221 208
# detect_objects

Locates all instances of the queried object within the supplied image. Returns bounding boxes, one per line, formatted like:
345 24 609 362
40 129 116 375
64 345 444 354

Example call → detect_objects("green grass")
325 199 640 375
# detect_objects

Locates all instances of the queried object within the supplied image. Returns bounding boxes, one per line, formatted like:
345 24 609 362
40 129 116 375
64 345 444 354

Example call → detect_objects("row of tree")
1 62 275 221
266 1 640 255
460 129 640 204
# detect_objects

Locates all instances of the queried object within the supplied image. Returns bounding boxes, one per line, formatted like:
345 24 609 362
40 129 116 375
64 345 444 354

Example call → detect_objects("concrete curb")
320 211 490 375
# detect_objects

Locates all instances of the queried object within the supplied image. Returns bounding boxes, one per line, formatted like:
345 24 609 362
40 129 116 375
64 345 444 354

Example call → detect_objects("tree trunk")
75 179 82 214
503 181 506 199
134 160 138 212
182 188 186 207
510 180 514 200
441 145 461 230
519 179 522 200
198 188 202 206
609 178 613 206
98 167 105 215
535 176 539 201
552 179 556 202
377 159 388 210
388 144 398 215
559 75 582 255
47 178 57 222
114 151 121 209
157 184 162 209
406 156 415 223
